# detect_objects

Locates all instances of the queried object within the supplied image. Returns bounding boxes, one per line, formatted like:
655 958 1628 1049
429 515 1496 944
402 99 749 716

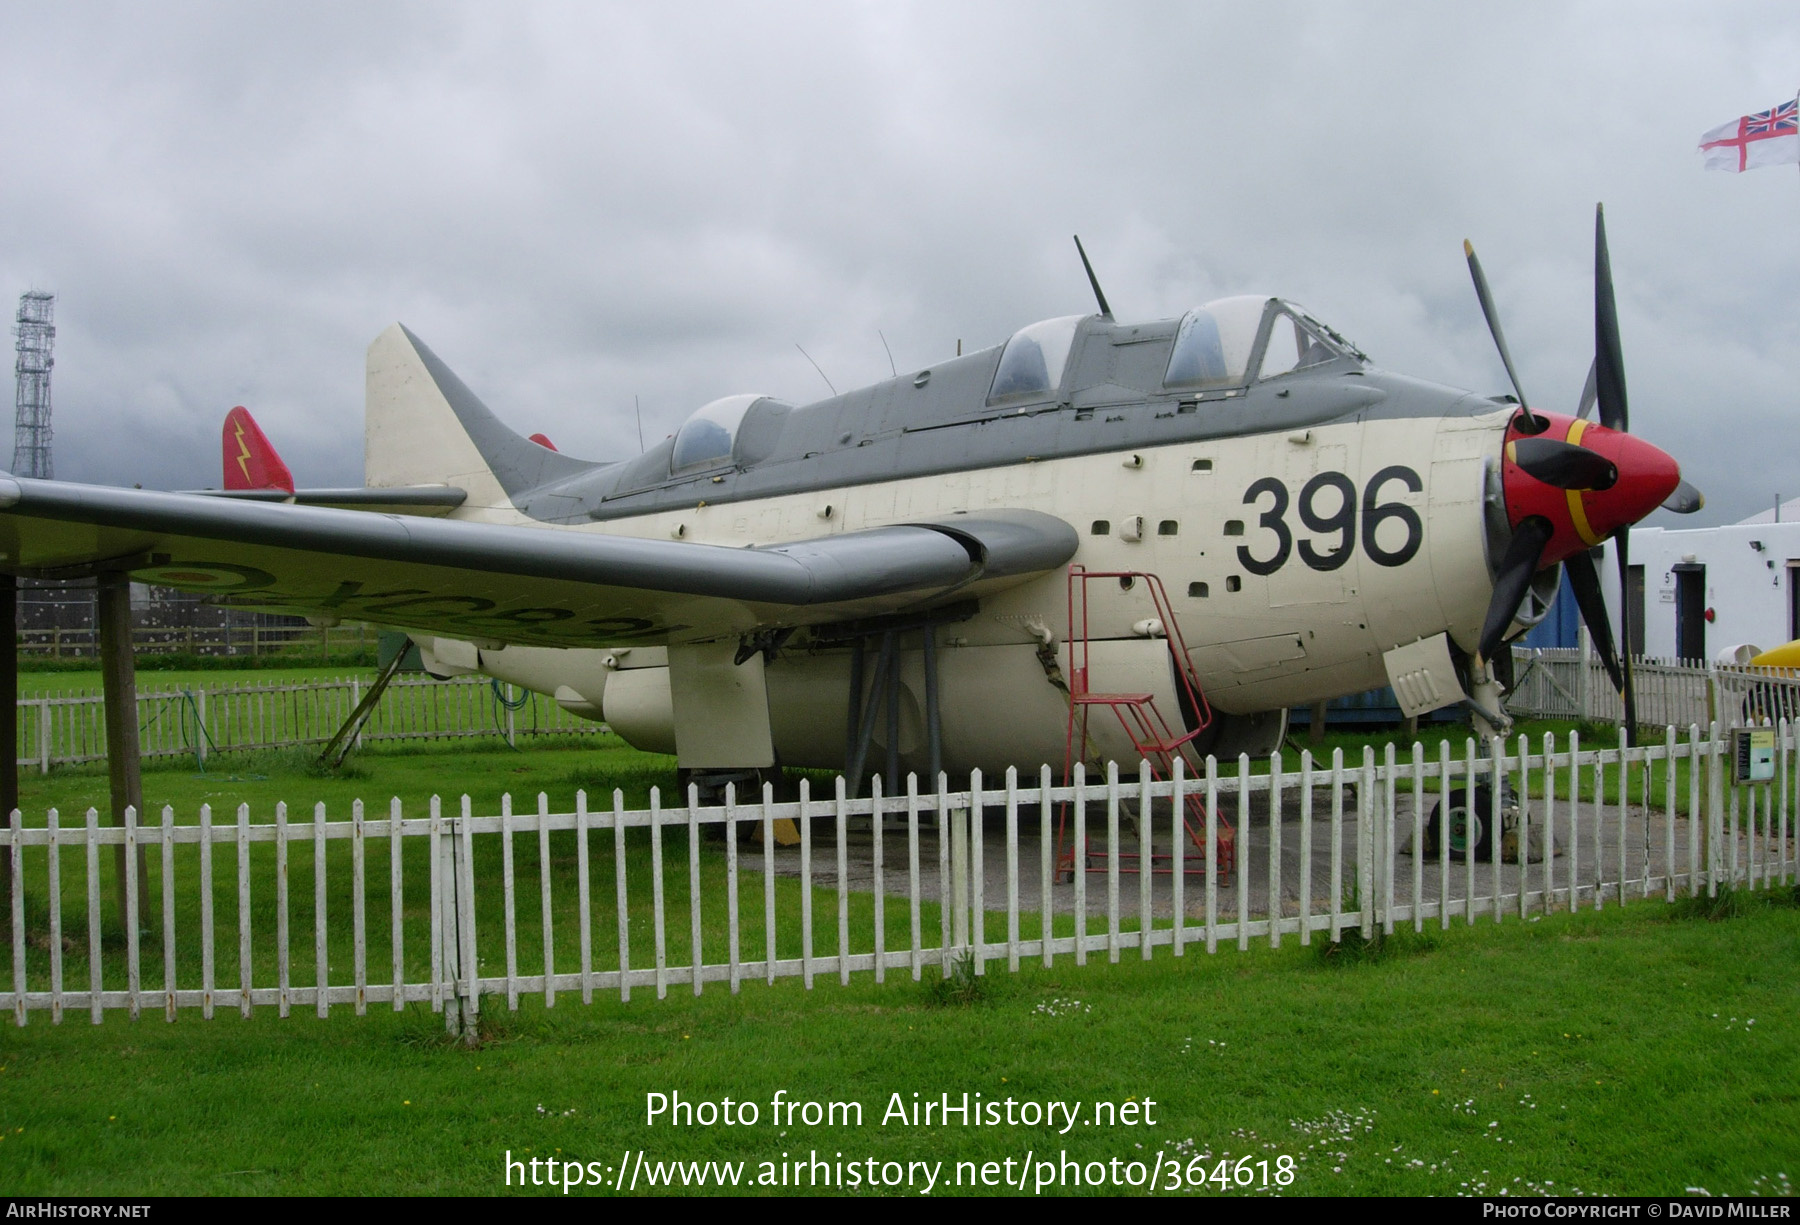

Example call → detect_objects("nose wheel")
1425 786 1522 862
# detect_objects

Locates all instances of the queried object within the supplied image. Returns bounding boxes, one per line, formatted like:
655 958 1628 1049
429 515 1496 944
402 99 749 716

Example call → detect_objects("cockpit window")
1167 296 1363 390
671 394 763 473
1258 302 1350 380
1164 296 1265 389
987 315 1085 404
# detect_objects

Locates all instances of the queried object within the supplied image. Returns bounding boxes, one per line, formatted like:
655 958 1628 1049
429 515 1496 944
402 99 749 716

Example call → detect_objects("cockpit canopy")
981 300 1362 409
987 314 1086 405
1164 296 1361 390
670 394 792 474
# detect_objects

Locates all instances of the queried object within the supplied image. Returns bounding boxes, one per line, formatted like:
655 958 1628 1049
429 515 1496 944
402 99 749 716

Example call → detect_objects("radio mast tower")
12 290 54 479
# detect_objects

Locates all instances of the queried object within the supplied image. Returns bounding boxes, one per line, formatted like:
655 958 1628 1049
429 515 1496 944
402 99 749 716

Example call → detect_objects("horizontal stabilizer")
190 486 468 517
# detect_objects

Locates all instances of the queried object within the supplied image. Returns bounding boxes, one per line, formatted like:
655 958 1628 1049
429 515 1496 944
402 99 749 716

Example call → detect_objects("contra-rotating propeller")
1465 206 1701 745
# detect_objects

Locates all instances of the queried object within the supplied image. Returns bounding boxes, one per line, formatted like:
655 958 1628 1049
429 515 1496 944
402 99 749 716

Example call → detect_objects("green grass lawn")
12 730 660 820
0 733 1796 1196
0 895 1794 1197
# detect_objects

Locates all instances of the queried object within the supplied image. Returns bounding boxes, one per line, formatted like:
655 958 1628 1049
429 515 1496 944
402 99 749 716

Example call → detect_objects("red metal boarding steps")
1055 567 1236 882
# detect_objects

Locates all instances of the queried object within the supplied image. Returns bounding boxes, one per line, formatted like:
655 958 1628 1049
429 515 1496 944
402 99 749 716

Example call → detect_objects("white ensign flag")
1699 98 1800 172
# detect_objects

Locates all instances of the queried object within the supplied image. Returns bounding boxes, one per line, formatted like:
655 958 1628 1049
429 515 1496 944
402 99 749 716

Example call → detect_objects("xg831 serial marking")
1237 465 1423 576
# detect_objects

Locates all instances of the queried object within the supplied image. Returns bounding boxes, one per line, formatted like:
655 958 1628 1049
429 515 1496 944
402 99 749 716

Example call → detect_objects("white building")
1605 497 1800 663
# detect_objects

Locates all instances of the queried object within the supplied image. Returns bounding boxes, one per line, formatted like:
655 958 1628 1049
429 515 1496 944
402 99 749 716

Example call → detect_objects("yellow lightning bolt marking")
232 419 254 485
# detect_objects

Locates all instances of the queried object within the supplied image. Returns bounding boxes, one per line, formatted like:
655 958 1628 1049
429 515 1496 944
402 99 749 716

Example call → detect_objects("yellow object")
752 818 803 847
1750 639 1800 668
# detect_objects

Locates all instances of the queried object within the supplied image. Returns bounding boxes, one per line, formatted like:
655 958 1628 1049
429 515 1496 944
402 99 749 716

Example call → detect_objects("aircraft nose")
1500 411 1680 569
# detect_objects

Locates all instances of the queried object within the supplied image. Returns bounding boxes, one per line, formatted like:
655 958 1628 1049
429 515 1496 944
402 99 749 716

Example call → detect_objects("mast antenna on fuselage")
1073 235 1112 320
795 344 838 397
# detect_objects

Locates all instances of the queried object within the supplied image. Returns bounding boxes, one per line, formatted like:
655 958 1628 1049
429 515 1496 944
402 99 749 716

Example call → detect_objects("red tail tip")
528 433 557 451
222 406 295 495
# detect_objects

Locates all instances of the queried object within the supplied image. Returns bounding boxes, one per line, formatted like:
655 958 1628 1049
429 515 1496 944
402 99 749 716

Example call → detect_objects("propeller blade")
1564 548 1625 692
1464 239 1547 434
1509 436 1618 491
1615 529 1638 746
1662 479 1705 514
1479 516 1555 663
1594 205 1630 434
1576 358 1597 420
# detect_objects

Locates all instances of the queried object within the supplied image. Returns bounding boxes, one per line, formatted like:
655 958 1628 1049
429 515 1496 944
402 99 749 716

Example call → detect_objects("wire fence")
16 623 375 660
15 675 606 772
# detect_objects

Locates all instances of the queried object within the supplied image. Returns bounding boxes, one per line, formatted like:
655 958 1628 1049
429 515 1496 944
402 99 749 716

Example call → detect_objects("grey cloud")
0 2 1796 522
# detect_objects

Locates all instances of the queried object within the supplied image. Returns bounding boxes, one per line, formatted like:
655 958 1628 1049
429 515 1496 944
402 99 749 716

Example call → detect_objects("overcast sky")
2 2 1797 526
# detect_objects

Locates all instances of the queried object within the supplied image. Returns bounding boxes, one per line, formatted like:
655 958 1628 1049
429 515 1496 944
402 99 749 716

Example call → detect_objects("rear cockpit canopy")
986 314 1086 405
670 394 793 474
1164 296 1362 391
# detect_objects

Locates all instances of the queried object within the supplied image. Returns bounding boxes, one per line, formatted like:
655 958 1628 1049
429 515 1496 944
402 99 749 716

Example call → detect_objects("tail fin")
364 324 592 512
222 406 295 494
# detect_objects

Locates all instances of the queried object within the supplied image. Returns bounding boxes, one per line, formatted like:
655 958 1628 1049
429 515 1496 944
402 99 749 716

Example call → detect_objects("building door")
1788 561 1800 641
1674 564 1706 663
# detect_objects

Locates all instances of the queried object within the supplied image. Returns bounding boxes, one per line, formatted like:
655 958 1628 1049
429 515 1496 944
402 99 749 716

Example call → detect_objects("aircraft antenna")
634 395 645 454
12 290 54 479
795 344 838 396
1073 235 1113 319
878 330 896 378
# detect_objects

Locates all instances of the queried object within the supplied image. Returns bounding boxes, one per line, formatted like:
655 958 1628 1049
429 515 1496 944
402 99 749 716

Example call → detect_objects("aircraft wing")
0 476 1076 647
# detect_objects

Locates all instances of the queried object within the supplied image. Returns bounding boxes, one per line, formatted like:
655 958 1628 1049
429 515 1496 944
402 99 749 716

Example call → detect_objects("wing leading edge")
0 476 1075 647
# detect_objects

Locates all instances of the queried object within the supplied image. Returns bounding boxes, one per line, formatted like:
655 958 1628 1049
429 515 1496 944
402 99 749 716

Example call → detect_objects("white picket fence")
13 674 606 772
3 725 1794 1028
1507 647 1800 729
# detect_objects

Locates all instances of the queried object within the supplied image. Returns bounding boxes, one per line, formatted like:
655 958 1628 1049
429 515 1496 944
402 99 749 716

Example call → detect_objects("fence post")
196 689 207 766
1358 746 1376 939
1707 722 1723 898
950 800 970 953
37 700 49 775
438 821 458 1034
439 813 475 1042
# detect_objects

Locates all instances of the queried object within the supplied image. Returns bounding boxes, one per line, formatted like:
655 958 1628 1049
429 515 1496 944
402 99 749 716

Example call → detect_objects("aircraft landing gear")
1465 658 1513 741
1425 785 1522 862
1426 788 1493 862
677 767 795 843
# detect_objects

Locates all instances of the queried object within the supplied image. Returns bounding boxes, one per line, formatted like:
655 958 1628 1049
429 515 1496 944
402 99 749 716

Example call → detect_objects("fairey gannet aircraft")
0 215 1696 813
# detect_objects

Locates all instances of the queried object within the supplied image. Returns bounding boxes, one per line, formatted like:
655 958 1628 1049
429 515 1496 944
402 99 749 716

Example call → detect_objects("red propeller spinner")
1499 410 1680 570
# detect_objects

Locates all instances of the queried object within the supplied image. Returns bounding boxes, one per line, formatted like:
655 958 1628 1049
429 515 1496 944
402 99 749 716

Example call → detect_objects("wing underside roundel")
0 476 1076 647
